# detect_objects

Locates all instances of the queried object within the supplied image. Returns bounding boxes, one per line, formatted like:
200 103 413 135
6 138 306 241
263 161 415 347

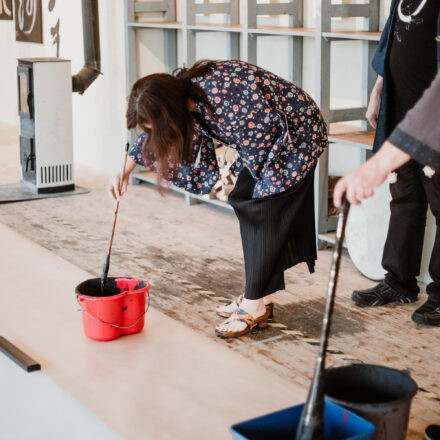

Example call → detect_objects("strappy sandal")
215 307 271 339
215 295 243 318
215 295 274 319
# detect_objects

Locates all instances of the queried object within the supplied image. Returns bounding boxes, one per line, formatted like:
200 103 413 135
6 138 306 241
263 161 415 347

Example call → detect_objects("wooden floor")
0 221 305 439
1 123 439 438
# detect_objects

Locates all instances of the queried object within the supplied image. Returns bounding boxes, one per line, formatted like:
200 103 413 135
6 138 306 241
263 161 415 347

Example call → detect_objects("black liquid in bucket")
76 277 146 297
324 364 418 440
425 425 440 440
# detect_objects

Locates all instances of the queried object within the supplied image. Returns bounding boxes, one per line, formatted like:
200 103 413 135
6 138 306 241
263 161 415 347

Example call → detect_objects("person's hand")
108 172 129 201
333 141 411 207
333 159 389 207
365 76 383 129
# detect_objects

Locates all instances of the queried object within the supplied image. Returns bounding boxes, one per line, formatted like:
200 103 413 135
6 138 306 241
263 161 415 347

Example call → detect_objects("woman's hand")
365 76 383 129
333 141 411 207
108 172 130 201
107 156 138 201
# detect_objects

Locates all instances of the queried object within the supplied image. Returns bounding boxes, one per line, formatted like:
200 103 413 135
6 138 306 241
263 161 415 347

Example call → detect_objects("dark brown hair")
126 60 217 182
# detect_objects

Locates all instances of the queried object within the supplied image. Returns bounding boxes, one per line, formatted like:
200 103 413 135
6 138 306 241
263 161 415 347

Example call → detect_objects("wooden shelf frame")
329 123 374 151
322 30 381 41
127 21 183 29
314 0 379 242
132 171 234 210
126 23 380 40
243 0 303 85
133 0 176 20
124 0 382 235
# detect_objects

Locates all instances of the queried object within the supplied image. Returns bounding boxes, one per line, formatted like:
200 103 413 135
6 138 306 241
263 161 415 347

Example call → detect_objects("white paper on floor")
0 353 124 440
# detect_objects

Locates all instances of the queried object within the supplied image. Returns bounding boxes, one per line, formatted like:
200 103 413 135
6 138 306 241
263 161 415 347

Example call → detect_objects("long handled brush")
295 197 350 440
100 142 130 294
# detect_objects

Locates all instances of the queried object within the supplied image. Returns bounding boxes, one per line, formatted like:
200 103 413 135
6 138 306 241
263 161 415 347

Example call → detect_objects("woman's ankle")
242 295 272 306
241 298 265 317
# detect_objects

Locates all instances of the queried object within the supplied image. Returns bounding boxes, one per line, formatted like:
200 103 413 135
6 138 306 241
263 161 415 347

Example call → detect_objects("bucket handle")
76 292 150 329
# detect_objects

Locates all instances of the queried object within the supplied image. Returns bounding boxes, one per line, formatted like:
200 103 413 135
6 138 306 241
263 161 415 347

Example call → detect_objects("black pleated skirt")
228 168 317 300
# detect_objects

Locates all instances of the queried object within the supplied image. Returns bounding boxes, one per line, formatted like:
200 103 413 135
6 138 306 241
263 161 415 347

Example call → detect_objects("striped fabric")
229 167 316 300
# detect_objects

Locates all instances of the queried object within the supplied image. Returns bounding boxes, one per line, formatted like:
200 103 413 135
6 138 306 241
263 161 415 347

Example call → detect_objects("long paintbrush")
100 142 130 294
295 196 350 440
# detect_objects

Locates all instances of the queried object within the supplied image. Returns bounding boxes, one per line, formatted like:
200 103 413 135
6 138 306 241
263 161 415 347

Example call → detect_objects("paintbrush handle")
107 200 120 256
118 142 130 194
107 143 130 256
101 143 130 292
295 196 350 440
317 196 350 366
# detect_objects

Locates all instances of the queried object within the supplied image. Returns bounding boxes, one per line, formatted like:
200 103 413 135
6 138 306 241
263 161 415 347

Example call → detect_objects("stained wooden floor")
1 123 439 438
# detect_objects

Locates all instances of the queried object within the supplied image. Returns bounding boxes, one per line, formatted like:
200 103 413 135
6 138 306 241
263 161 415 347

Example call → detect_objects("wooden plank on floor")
0 336 41 372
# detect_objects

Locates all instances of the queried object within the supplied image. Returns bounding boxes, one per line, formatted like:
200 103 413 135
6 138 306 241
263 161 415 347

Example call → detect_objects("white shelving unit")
124 0 380 245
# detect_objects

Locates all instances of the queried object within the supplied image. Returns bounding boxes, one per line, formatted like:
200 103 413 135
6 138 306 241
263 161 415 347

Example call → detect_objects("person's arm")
333 141 410 207
366 2 394 127
333 71 440 208
387 72 440 170
366 75 383 129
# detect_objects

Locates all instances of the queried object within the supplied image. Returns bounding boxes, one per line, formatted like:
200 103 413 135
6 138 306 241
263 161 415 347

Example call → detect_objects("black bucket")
425 425 440 440
324 364 418 440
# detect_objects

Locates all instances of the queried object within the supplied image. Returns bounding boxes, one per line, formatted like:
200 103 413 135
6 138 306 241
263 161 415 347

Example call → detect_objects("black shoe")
425 425 440 440
412 297 440 326
352 281 417 307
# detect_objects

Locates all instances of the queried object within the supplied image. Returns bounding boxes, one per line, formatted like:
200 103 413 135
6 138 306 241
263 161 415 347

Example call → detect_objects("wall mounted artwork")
0 0 13 20
15 0 43 43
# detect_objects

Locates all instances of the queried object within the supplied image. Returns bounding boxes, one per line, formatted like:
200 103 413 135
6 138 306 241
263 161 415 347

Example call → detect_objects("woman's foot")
215 294 274 318
215 298 270 338
215 294 243 318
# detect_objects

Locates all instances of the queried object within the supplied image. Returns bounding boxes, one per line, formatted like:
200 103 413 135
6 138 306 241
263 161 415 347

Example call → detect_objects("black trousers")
228 168 316 300
382 160 440 301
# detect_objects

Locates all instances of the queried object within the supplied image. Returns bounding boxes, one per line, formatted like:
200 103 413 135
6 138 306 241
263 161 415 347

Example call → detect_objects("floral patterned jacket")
129 60 328 199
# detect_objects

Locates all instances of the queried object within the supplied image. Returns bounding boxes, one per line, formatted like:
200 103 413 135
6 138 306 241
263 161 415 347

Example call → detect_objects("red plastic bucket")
75 277 151 341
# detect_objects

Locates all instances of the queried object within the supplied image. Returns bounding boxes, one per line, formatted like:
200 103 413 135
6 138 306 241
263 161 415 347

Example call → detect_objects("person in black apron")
108 60 328 338
350 2 440 324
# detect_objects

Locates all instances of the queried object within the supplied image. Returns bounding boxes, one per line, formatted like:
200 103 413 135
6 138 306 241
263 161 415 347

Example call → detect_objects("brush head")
100 253 110 293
